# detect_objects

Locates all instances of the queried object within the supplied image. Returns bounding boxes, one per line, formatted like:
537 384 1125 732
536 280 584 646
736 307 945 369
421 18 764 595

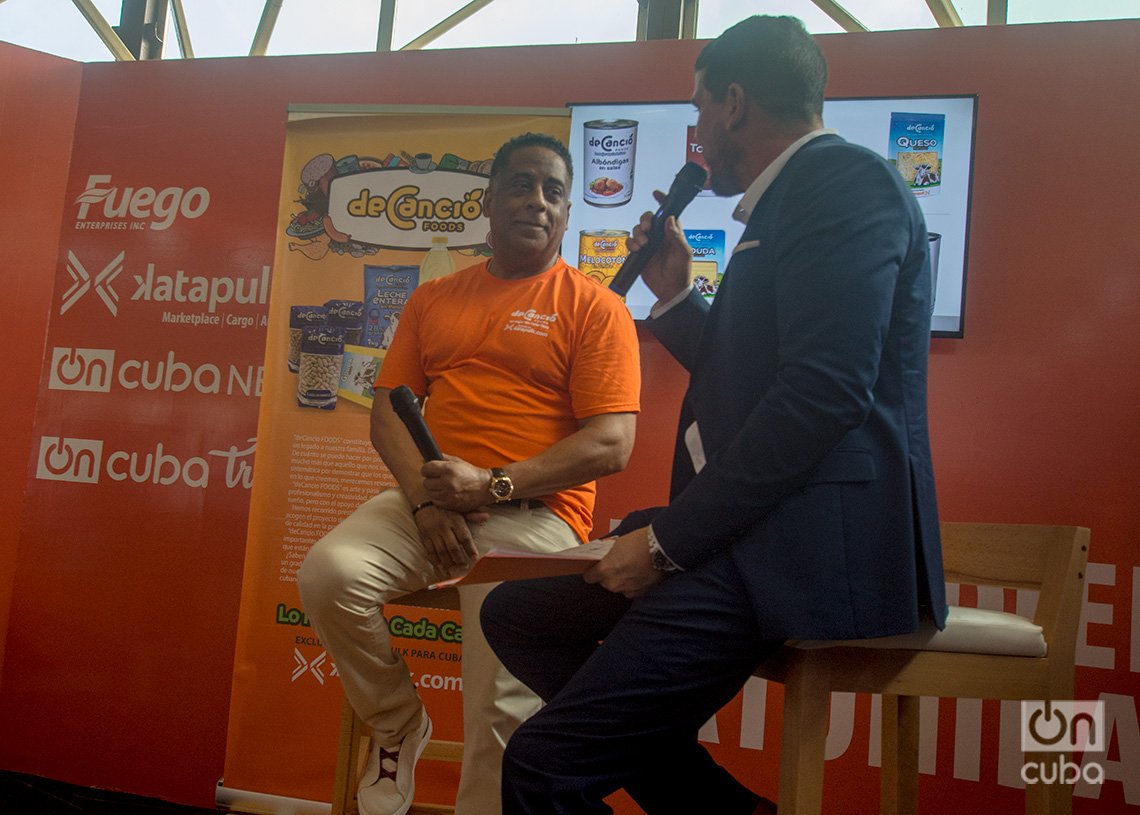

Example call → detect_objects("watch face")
490 468 513 500
650 546 677 573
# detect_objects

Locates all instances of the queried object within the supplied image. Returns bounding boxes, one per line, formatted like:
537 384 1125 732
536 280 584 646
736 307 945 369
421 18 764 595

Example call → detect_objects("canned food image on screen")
578 229 630 288
583 119 637 207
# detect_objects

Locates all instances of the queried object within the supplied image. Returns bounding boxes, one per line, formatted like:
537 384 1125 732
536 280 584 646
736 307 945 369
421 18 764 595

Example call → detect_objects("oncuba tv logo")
74 174 210 231
327 168 489 250
37 436 103 484
36 435 256 489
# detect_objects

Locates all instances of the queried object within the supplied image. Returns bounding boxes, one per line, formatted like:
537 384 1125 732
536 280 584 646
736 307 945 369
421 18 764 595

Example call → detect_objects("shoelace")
376 745 400 782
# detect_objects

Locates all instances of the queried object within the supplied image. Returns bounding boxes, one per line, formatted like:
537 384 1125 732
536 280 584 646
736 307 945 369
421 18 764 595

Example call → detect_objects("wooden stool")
331 587 464 815
756 522 1089 815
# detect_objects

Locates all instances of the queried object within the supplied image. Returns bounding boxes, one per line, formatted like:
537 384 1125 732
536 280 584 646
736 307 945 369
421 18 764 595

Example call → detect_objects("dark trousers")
480 548 782 814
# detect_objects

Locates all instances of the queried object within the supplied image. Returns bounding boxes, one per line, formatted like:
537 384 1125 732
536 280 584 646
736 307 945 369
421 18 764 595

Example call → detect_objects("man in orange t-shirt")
299 133 640 815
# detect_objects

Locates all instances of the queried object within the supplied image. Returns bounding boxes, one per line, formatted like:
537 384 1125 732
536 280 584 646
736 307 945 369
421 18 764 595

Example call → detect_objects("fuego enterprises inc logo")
74 174 210 231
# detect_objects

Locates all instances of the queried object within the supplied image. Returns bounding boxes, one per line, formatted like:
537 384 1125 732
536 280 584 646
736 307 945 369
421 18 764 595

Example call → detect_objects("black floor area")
0 772 223 815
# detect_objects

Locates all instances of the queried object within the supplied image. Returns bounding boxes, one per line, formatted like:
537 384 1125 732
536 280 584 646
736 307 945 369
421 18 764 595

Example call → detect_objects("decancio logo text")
74 174 210 231
327 168 490 250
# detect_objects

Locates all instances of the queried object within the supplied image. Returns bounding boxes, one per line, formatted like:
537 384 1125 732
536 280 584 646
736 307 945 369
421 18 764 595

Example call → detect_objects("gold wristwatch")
488 467 514 503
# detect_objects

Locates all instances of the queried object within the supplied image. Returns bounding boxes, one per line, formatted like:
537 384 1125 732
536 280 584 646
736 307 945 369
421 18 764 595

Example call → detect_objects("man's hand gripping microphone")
609 162 708 297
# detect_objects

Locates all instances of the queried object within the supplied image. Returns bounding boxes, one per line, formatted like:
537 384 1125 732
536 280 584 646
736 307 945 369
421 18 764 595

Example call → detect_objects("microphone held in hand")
389 385 443 461
609 162 708 297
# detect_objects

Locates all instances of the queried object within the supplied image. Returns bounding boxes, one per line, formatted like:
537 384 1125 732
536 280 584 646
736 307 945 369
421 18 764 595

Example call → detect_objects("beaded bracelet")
411 500 435 517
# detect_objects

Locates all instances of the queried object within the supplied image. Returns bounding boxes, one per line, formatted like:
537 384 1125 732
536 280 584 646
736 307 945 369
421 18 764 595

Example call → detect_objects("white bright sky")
0 0 1136 62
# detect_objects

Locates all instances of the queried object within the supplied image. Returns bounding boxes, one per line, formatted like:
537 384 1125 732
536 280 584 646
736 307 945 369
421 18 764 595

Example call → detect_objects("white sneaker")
357 712 433 815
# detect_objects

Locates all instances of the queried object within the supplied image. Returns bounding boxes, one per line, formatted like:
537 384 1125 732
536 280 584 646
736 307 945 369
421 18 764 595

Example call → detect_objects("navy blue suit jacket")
647 134 947 640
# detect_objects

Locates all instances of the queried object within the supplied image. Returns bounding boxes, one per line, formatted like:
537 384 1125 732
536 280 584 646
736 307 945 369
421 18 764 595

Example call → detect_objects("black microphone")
389 385 443 461
609 162 708 297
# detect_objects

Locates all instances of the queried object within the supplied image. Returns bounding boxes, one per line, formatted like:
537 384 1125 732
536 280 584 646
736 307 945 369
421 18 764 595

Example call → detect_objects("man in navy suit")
481 15 948 814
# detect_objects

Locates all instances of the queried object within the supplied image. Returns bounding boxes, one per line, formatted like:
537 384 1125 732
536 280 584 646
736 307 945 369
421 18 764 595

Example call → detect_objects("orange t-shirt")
376 258 641 541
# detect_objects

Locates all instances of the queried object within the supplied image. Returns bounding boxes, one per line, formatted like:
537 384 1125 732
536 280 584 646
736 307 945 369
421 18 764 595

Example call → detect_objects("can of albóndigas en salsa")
583 119 638 208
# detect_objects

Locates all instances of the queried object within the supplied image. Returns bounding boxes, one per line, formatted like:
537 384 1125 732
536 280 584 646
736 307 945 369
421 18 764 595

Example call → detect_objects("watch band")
647 526 681 573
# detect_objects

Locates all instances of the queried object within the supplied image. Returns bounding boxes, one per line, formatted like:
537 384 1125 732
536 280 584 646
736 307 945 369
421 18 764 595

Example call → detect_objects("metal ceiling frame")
808 0 868 34
636 0 699 40
70 0 134 60
377 0 396 51
987 0 1008 25
71 0 1001 62
400 0 499 50
925 0 964 28
250 0 283 56
169 0 192 56
118 0 167 59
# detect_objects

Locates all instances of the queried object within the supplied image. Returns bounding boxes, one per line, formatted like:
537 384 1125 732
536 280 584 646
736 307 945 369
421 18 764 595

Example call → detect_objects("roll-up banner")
219 107 571 811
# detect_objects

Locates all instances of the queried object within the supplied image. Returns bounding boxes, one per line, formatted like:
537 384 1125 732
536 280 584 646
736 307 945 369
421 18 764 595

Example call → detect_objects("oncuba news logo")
48 347 262 398
74 174 209 230
49 348 115 393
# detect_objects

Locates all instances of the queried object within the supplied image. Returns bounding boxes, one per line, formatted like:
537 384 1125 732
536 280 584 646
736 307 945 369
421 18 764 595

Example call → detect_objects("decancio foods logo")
328 168 488 249
285 152 494 257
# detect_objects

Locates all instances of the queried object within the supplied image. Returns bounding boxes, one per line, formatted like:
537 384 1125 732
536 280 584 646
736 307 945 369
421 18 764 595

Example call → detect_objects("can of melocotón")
578 229 630 287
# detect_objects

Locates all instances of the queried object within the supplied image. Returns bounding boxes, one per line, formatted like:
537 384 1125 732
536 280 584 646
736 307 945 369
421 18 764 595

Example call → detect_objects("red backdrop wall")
0 19 1136 812
0 44 82 679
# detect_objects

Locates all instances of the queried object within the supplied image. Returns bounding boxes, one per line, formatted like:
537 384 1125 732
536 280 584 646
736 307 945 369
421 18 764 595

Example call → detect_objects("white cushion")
789 606 1046 657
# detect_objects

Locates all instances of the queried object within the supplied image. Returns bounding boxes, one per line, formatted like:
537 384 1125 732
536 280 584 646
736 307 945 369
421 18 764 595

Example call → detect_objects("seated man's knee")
504 715 596 795
296 534 353 616
481 579 564 645
479 582 518 649
502 718 548 779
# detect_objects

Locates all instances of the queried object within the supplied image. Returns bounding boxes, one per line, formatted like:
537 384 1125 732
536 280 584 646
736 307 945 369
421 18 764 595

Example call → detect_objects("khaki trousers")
298 489 579 815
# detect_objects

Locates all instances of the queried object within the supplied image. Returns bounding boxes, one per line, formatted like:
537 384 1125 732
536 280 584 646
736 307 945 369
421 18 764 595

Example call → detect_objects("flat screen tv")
564 96 976 337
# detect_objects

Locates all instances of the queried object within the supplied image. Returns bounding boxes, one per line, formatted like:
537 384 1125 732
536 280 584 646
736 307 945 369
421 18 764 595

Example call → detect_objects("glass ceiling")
0 0 1136 63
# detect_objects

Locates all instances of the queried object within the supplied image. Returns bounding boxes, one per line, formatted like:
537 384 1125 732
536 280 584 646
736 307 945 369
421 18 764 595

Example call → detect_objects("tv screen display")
564 96 976 337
